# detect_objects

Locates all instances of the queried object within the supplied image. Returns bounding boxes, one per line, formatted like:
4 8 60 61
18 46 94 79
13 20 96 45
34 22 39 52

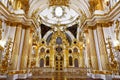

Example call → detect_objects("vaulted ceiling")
28 0 91 18
27 0 92 42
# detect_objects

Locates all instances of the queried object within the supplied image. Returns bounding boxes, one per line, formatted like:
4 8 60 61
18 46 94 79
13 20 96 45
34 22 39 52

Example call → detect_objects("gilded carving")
1 38 12 73
49 0 69 6
106 37 118 73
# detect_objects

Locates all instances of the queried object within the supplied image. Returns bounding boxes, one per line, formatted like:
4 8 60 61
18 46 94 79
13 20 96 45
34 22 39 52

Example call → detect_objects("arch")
43 30 53 41
28 0 91 17
40 58 44 67
56 37 62 45
73 47 78 53
38 46 46 54
65 30 75 40
72 46 80 53
40 47 45 53
28 0 48 17
46 56 49 66
74 58 79 67
69 56 73 66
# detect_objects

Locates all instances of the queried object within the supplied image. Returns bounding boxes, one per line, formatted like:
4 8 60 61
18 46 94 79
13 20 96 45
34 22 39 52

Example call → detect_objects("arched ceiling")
39 6 79 26
28 0 91 19
28 0 91 41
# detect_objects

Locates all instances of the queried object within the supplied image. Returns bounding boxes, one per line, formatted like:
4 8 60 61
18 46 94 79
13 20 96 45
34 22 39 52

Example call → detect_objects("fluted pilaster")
28 30 33 68
20 28 30 69
9 24 22 70
88 28 99 70
84 32 91 68
96 24 109 70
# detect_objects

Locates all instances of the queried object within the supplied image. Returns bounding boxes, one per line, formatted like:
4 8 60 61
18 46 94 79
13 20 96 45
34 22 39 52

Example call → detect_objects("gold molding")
81 1 120 29
0 2 37 29
49 0 69 6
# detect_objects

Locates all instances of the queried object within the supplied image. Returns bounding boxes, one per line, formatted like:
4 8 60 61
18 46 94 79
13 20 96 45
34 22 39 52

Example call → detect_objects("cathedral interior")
0 0 120 80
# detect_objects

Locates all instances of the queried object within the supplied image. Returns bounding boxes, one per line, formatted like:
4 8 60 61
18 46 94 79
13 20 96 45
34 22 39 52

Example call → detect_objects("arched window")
73 47 78 53
69 56 73 66
69 49 72 53
40 58 44 67
40 47 45 53
56 37 62 45
46 56 49 66
74 58 79 67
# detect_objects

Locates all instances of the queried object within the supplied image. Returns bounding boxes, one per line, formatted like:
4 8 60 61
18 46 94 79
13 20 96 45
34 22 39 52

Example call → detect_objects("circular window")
55 7 64 17
74 41 77 44
42 41 45 44
40 47 45 53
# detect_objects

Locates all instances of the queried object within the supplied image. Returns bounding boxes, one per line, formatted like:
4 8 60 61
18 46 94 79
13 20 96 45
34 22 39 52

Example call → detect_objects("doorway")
55 54 63 71
74 58 79 67
40 58 44 67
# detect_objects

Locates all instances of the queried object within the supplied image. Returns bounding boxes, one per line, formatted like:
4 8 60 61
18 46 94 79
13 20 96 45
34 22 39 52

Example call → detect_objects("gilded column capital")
95 23 103 28
16 23 23 27
5 21 22 27
30 27 35 33
87 25 96 30
95 22 113 28
5 21 11 26
87 25 93 28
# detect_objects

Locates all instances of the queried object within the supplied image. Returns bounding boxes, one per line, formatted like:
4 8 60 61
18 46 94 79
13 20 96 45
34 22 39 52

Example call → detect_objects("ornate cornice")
0 2 38 29
81 1 120 29
49 0 69 6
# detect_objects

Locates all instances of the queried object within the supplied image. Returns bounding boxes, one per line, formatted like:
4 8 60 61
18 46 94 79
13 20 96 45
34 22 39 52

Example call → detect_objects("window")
40 58 44 67
40 47 45 53
46 56 49 66
74 59 79 67
73 47 78 53
56 37 62 45
69 56 73 66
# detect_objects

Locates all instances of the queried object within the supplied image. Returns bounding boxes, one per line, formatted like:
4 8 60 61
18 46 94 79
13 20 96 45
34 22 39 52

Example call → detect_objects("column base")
7 74 18 80
18 74 28 79
87 73 113 80
0 75 7 79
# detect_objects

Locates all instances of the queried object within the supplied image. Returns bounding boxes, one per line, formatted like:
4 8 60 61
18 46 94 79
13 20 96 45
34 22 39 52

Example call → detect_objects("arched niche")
46 56 49 66
69 56 73 66
74 58 79 67
40 58 44 67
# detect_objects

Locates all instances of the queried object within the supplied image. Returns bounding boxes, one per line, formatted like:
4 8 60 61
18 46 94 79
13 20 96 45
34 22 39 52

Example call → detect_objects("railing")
29 67 88 78
0 67 120 78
